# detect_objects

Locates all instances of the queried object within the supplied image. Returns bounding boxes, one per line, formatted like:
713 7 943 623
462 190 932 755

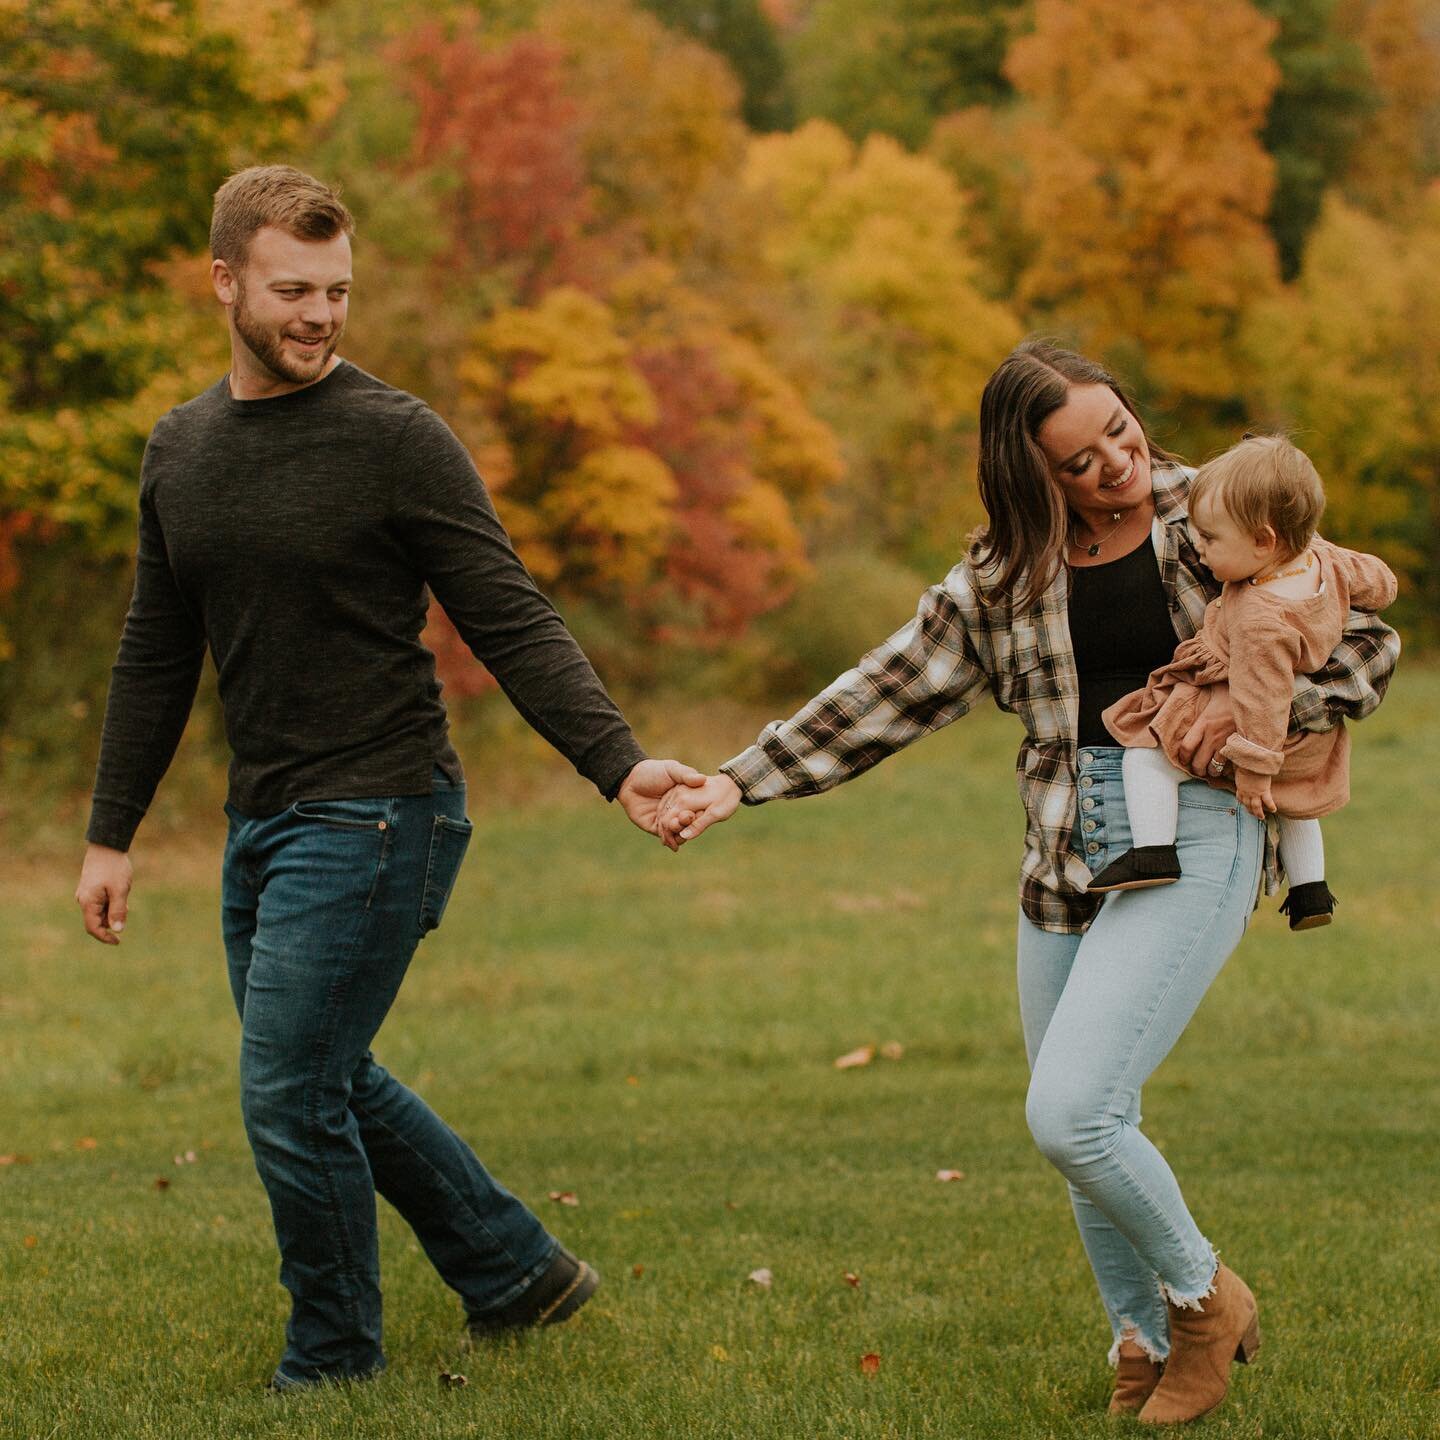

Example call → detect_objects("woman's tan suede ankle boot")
1108 1338 1164 1415
1138 1264 1260 1425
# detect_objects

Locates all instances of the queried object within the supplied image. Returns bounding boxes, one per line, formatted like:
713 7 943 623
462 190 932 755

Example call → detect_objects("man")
75 165 702 1390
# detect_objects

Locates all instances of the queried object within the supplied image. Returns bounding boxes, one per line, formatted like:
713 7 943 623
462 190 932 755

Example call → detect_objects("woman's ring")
1208 758 1226 774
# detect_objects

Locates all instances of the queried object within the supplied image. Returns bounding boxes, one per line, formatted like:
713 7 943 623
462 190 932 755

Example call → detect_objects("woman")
663 341 1399 1424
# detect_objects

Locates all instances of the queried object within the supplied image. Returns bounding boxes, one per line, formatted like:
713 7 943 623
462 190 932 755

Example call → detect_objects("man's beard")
233 275 343 386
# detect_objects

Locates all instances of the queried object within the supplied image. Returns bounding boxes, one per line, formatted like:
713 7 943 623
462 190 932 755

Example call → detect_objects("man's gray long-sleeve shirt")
87 362 646 851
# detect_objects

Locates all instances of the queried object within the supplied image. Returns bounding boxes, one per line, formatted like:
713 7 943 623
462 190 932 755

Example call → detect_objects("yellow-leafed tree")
742 119 1020 566
1244 189 1440 627
1339 0 1440 219
1006 0 1282 444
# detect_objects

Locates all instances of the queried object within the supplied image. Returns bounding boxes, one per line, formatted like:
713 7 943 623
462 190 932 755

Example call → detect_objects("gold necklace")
1249 552 1314 587
1071 510 1125 557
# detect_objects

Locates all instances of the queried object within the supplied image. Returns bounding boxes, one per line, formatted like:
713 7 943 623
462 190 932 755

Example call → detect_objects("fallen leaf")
747 1268 773 1290
843 1271 861 1288
437 1368 468 1389
23 1235 37 1248
0 1154 33 1166
631 1263 645 1279
935 1169 966 1183
625 1075 640 1087
711 1344 730 1362
859 1351 881 1375
879 1042 905 1061
154 1177 171 1191
723 1200 741 1211
833 1044 876 1070
75 1137 98 1151
547 1190 580 1207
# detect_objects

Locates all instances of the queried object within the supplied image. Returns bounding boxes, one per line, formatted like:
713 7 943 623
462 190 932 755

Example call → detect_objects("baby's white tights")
1120 746 1325 885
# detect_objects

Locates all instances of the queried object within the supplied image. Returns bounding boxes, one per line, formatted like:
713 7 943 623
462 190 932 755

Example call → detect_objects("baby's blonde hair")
1189 433 1324 560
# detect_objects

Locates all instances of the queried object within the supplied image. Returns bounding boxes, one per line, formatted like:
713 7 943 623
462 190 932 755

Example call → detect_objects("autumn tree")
1005 0 1282 447
638 0 795 131
0 0 334 673
1254 0 1376 277
784 0 1023 148
743 119 1020 566
1244 191 1440 627
925 104 1034 301
1338 0 1440 217
460 269 842 641
334 0 842 670
386 23 589 290
537 0 750 261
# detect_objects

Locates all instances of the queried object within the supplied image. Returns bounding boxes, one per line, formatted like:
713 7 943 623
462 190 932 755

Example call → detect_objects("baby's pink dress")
1103 537 1397 819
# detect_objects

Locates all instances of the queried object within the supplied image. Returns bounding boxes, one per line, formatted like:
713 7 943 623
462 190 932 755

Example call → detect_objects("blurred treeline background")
2 0 1437 824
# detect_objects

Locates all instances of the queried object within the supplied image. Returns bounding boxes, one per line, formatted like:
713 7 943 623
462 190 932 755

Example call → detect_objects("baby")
1088 434 1397 930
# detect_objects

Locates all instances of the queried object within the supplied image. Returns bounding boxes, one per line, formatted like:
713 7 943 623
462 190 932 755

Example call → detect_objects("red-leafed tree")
387 23 590 292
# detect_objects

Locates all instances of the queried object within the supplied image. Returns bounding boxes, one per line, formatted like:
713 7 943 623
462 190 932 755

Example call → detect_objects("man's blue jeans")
221 770 557 1386
1017 746 1265 1363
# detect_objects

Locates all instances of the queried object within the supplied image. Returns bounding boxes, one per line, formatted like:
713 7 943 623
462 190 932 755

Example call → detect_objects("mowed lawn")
3 672 1437 1440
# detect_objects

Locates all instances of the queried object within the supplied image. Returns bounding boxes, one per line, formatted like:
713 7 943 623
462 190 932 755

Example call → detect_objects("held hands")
1233 770 1276 821
76 843 133 945
657 772 741 845
617 759 709 851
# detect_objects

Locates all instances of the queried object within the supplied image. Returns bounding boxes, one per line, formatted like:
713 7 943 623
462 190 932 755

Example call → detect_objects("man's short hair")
210 166 355 269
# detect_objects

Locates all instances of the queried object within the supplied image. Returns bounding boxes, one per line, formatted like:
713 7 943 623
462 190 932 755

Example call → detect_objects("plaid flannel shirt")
721 465 1401 934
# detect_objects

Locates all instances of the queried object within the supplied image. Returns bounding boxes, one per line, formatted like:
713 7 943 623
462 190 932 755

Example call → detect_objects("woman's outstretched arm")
664 571 994 845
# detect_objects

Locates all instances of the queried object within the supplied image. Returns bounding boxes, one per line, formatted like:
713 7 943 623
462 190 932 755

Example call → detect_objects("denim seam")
299 880 389 1344
1088 801 1256 1292
348 1090 554 1312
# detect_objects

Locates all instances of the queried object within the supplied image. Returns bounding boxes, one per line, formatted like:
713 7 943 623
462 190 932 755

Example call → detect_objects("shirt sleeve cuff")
718 745 779 804
1221 735 1286 776
598 742 650 801
86 799 142 852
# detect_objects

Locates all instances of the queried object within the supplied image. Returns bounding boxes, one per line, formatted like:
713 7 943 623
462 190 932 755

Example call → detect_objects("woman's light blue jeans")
1017 746 1264 1361
222 769 558 1387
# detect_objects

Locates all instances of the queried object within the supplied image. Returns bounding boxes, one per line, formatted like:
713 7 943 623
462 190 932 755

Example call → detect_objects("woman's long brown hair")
972 340 1179 610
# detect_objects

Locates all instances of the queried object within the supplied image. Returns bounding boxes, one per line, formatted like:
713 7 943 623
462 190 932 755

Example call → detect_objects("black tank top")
1069 537 1180 747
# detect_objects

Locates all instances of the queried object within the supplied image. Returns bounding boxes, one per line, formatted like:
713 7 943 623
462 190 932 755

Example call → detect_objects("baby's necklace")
1072 510 1125 557
1249 552 1314 587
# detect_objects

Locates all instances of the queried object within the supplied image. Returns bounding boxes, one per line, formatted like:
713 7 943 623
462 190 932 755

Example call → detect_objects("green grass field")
3 674 1437 1440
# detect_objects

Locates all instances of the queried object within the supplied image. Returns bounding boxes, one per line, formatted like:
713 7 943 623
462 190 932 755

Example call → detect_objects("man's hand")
617 759 708 850
76 844 133 945
1233 770 1275 821
659 773 742 844
1174 684 1238 778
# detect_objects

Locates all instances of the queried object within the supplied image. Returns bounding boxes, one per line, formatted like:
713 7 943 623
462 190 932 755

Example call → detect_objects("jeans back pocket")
419 814 473 935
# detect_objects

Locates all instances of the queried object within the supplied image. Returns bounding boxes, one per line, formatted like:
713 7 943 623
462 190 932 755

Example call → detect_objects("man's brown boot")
1138 1264 1259 1425
1108 1338 1164 1415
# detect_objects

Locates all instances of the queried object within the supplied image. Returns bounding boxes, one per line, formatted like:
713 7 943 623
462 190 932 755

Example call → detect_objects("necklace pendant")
1087 543 1100 557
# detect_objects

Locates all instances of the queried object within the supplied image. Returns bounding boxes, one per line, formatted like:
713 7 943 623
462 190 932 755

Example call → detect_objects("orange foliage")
1340 0 1440 217
1007 0 1281 415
